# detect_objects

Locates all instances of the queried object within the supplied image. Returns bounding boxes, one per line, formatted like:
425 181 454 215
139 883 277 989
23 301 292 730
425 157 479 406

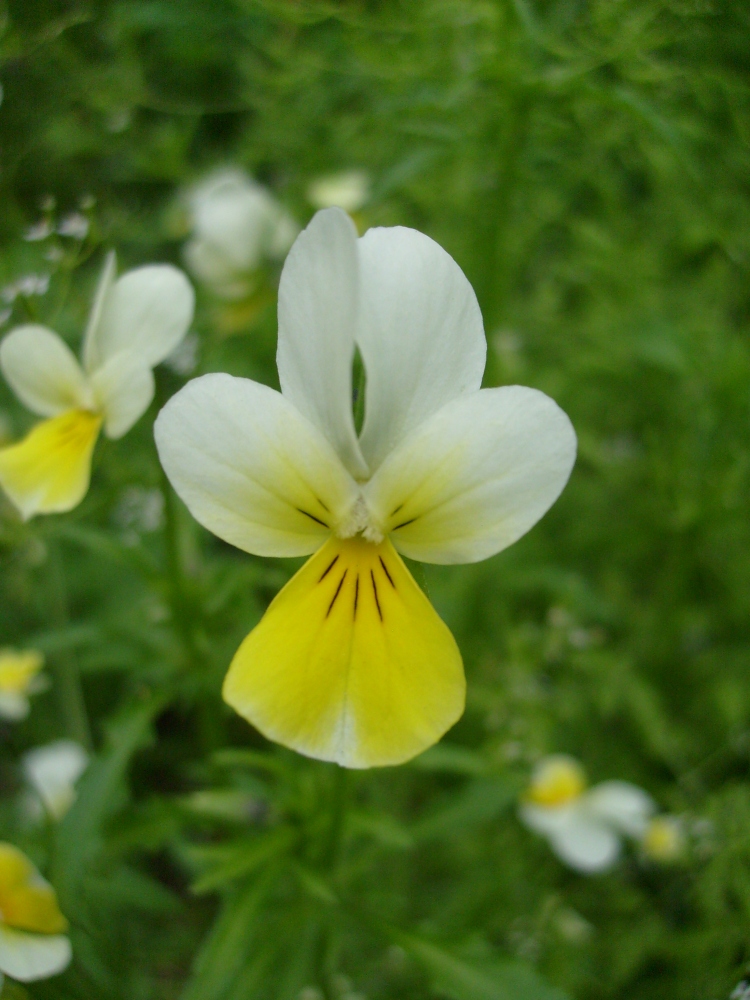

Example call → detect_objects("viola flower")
22 740 89 821
519 755 655 873
0 843 71 983
0 252 194 520
156 208 576 768
184 169 299 300
0 649 46 721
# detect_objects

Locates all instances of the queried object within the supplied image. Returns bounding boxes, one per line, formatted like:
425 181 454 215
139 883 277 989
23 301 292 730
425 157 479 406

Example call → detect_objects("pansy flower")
156 208 576 768
0 649 46 721
0 843 71 985
0 253 194 519
519 755 655 873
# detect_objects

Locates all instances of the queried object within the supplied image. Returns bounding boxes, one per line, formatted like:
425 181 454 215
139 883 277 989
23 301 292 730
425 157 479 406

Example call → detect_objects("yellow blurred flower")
0 650 46 721
0 843 71 983
641 815 684 863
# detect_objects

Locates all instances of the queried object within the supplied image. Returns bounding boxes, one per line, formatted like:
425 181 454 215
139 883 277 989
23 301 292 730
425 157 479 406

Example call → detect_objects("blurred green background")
1 0 750 997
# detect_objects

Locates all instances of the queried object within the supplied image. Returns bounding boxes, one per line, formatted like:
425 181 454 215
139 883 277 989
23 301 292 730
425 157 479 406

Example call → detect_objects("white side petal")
276 208 368 479
365 385 577 564
90 350 155 439
0 327 91 417
356 226 486 471
519 802 579 837
88 265 195 371
155 373 361 558
585 781 656 838
549 814 622 873
82 251 117 373
0 927 71 981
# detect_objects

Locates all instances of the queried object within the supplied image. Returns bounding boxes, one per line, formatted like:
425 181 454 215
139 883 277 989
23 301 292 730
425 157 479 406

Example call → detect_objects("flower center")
334 494 384 545
526 757 586 809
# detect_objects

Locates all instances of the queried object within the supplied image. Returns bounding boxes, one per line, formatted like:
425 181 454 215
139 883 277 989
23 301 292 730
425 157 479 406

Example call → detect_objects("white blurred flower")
0 650 46 721
184 169 299 300
640 814 684 863
23 221 52 243
113 486 164 543
23 740 89 821
57 213 89 240
2 275 50 304
307 170 370 213
519 755 655 873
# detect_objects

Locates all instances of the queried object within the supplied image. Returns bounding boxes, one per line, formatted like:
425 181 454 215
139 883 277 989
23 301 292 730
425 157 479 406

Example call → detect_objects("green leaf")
409 779 517 843
53 695 165 913
394 932 570 1000
179 872 275 1000
189 826 297 894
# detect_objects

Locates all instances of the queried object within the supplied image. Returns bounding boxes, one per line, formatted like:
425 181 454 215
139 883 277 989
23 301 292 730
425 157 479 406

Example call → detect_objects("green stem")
48 543 92 749
160 465 199 666
315 766 350 998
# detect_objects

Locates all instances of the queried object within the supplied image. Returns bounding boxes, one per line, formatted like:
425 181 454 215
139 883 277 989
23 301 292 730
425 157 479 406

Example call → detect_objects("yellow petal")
0 650 44 696
0 844 67 934
223 536 465 768
0 409 101 519
524 755 586 808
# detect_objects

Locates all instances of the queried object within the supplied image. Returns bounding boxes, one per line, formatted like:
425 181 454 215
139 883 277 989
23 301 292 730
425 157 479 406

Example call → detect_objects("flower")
184 169 299 300
0 252 194 520
156 208 576 769
519 755 655 873
0 650 46 721
22 740 89 821
640 814 684 862
307 170 371 213
0 843 71 983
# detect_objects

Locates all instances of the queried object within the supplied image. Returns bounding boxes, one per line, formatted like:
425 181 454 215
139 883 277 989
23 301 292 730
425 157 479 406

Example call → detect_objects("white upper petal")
549 812 622 873
0 326 91 416
0 926 71 982
584 781 655 838
276 208 368 479
82 251 117 373
364 385 577 564
84 262 194 372
90 350 155 439
155 373 361 558
356 226 486 471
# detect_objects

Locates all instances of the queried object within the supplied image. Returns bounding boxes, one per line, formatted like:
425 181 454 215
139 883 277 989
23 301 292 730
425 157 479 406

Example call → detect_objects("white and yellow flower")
0 843 71 983
22 740 89 821
184 168 299 300
156 208 576 769
519 755 655 873
0 649 46 721
307 170 371 214
0 252 194 520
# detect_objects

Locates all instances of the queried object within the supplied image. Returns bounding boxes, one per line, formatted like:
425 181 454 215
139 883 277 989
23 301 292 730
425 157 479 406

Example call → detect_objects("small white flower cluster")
25 211 90 243
2 274 50 304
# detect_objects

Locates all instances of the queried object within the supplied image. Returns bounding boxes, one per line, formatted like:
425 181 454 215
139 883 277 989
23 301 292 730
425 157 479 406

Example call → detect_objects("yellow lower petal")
0 409 101 519
223 536 465 768
0 844 67 934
